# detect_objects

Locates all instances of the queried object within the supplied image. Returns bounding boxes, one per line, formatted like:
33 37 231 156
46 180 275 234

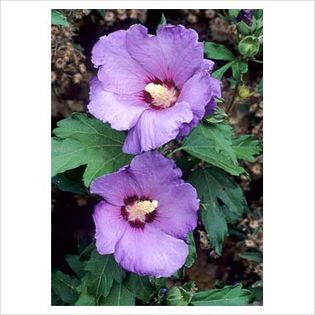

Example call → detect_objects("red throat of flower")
121 196 158 228
143 80 179 109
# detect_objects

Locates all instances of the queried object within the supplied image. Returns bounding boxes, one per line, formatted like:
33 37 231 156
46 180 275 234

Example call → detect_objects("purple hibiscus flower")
88 24 221 154
90 151 199 277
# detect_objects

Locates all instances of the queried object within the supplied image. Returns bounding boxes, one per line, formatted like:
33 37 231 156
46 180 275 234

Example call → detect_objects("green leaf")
228 9 240 18
98 9 105 18
252 9 263 20
238 35 260 58
204 107 228 124
200 203 228 255
231 61 248 83
237 21 251 36
166 283 195 306
100 282 135 306
232 135 262 162
52 171 86 195
181 122 245 176
51 290 67 305
52 113 132 187
185 232 197 268
150 277 167 290
189 167 247 254
124 273 155 303
75 276 95 306
52 271 79 305
249 280 263 303
212 61 234 80
159 13 167 26
204 42 235 61
51 10 69 27
191 284 252 306
257 78 263 94
239 251 263 263
83 250 126 304
66 255 85 278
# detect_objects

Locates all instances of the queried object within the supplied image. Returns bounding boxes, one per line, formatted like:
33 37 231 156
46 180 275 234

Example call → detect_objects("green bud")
238 35 260 57
238 85 252 99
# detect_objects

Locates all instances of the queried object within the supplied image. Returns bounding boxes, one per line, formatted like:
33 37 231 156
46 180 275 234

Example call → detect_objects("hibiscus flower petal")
114 224 188 277
92 30 150 94
122 101 193 154
93 201 128 254
90 168 142 206
156 24 204 87
148 183 199 239
88 77 147 130
126 24 168 81
205 77 221 115
202 59 215 72
126 151 183 196
177 71 213 136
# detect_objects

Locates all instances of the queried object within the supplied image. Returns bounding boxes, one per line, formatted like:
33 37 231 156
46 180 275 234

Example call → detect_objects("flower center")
122 199 158 227
144 82 178 108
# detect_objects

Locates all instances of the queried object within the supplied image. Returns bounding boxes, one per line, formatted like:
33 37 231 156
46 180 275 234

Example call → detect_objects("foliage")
181 121 246 176
185 232 197 268
189 167 248 254
204 42 235 61
52 113 132 187
51 10 69 27
191 284 252 306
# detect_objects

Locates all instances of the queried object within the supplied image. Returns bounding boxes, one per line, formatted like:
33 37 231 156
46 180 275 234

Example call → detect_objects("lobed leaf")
232 135 262 162
124 273 155 303
189 167 247 254
100 282 135 306
191 284 252 306
51 271 80 305
166 282 195 306
83 250 126 304
181 122 245 176
52 113 132 187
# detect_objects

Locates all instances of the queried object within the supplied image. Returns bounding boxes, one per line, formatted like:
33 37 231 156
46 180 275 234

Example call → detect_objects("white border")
1 1 314 315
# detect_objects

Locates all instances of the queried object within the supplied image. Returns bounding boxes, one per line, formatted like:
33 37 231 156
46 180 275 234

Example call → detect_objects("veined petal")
205 77 221 115
148 183 199 239
88 77 148 131
114 224 188 277
92 30 150 94
126 24 169 81
93 201 128 254
156 24 204 87
90 168 142 206
177 71 213 136
127 151 183 197
123 101 193 154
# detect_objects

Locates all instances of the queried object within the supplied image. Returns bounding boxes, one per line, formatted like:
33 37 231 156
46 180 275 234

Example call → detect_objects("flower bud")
236 9 253 26
238 35 260 58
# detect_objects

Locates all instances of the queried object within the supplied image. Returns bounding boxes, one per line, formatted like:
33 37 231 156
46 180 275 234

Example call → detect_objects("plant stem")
167 147 183 158
227 83 239 114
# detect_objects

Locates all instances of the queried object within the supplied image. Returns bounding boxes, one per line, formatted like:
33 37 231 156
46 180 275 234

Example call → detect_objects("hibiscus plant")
52 9 263 306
